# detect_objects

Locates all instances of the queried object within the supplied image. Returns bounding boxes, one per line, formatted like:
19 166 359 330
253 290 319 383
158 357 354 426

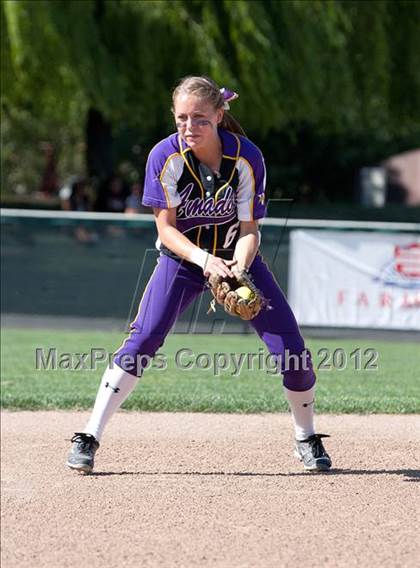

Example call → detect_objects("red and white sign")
394 243 420 278
288 230 420 330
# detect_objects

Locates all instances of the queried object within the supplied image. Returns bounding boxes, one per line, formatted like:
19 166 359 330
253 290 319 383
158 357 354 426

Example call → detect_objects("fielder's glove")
207 269 268 321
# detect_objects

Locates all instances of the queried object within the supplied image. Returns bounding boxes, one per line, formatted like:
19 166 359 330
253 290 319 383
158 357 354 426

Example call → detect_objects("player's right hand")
203 255 237 279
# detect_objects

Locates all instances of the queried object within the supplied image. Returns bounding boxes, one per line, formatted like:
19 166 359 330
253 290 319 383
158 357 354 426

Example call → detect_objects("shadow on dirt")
90 468 420 481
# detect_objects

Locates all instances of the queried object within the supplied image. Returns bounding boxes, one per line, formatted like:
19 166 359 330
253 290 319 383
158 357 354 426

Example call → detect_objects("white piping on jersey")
178 135 205 247
213 133 241 254
178 136 205 200
177 132 244 254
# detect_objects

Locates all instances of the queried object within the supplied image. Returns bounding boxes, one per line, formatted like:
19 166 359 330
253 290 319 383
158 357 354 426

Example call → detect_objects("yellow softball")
235 286 255 301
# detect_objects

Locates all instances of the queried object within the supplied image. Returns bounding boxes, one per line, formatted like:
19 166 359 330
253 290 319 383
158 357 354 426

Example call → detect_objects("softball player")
67 76 331 474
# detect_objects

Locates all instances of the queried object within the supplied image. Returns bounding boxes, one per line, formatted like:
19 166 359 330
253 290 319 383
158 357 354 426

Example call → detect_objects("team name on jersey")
177 184 236 220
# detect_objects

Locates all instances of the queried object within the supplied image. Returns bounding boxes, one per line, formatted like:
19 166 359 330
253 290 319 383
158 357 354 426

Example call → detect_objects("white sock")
283 385 316 441
83 364 139 441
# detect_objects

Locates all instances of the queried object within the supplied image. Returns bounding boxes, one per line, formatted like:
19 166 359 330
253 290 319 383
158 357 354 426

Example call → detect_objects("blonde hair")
172 76 246 137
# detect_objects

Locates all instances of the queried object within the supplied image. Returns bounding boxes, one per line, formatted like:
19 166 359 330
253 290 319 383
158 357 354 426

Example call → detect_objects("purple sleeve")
251 151 267 220
142 141 182 209
237 141 267 221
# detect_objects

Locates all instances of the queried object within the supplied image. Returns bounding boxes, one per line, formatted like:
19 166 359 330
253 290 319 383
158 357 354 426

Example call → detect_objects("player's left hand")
207 269 267 320
203 255 237 279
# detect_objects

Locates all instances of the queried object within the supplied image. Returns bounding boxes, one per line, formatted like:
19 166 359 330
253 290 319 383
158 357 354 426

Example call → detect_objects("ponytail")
221 111 246 137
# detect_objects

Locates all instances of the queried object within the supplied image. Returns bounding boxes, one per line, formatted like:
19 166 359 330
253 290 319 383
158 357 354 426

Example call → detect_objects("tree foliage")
2 0 420 196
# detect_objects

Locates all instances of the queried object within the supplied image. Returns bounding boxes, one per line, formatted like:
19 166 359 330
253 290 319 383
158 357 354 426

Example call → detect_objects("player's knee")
282 348 316 391
123 330 165 353
113 332 165 376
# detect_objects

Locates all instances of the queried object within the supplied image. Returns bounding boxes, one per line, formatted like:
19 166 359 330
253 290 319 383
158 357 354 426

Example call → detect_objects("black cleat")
295 434 332 472
66 432 99 474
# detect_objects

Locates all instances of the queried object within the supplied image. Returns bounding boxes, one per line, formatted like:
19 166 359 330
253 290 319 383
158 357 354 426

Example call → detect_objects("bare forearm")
154 208 236 278
233 231 259 271
159 224 236 278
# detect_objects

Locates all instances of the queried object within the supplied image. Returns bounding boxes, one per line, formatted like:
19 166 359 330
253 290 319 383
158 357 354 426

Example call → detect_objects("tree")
2 0 420 199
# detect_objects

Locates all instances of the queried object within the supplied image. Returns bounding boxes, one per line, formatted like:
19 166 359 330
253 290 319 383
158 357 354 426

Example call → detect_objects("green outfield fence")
1 209 419 333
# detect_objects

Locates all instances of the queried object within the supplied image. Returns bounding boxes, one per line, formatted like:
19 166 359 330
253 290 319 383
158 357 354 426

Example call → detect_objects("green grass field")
1 328 419 413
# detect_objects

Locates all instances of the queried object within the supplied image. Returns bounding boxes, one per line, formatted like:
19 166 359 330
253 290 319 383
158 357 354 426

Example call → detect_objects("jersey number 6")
222 221 240 249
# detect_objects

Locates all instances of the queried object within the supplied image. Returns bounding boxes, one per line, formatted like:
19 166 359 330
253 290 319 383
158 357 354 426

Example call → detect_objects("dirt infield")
2 412 419 567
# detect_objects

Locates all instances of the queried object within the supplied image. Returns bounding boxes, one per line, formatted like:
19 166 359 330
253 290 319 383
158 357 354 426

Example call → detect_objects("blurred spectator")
125 182 149 214
59 177 92 211
59 177 97 243
95 174 129 212
125 182 142 214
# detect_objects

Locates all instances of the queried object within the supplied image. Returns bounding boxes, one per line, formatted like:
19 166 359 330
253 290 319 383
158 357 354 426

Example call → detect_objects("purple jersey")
142 128 267 259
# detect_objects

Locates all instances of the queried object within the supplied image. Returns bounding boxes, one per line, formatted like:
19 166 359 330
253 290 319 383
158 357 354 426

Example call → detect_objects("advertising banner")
288 230 420 329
